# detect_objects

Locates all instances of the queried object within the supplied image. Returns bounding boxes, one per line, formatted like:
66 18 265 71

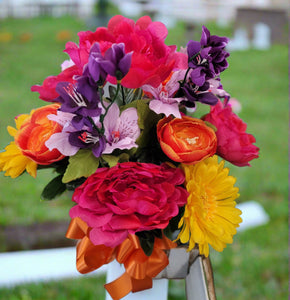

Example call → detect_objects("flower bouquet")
0 15 259 299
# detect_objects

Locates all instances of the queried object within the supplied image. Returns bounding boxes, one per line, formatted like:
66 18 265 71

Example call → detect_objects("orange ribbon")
66 217 177 300
66 217 116 274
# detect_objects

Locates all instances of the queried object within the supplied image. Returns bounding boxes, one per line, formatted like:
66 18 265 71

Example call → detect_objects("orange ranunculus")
157 115 217 164
14 104 65 165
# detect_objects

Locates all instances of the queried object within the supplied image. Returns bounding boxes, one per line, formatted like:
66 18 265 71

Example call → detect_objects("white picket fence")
0 0 95 19
0 0 287 21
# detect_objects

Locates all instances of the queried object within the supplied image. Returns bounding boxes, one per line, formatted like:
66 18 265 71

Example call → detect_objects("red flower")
69 162 188 248
31 65 81 102
203 100 259 166
32 15 187 101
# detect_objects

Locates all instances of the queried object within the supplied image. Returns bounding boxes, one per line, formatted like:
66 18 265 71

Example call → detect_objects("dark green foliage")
41 175 67 200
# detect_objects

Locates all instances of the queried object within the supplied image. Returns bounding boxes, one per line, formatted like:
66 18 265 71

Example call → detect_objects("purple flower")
104 43 132 80
103 103 140 154
182 80 218 108
55 81 102 119
186 26 229 86
69 128 106 158
45 110 105 158
200 26 229 75
55 80 102 131
45 111 80 156
88 43 115 83
87 42 132 83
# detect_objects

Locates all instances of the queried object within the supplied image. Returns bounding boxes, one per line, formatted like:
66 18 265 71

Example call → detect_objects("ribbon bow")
66 217 177 300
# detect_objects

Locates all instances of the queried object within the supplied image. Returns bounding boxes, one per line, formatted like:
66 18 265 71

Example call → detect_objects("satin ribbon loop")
66 218 116 274
105 234 177 299
66 217 89 240
66 218 177 300
105 272 133 300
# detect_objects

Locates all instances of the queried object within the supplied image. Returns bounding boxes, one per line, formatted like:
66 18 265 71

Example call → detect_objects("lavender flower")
45 111 80 156
103 103 140 154
142 70 186 118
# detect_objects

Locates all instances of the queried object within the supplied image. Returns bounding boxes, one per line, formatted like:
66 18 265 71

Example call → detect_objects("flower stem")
181 67 191 86
99 82 121 134
121 85 125 105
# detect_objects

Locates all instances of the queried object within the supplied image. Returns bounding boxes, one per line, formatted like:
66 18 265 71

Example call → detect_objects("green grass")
0 16 288 299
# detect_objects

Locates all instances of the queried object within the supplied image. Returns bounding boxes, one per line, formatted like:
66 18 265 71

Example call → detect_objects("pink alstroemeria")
103 103 140 154
142 70 186 118
45 111 82 156
208 78 230 99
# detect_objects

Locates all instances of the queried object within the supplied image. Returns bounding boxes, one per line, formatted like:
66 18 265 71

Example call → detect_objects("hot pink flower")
203 100 259 166
69 162 188 247
31 64 82 102
32 15 187 101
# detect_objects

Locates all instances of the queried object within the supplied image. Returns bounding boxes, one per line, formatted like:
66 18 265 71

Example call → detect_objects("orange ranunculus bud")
14 104 65 165
157 115 217 164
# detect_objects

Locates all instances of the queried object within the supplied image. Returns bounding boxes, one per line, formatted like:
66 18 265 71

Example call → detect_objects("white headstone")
252 23 271 50
227 28 250 51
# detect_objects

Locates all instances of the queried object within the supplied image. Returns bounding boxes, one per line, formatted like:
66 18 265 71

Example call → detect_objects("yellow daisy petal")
0 141 37 178
176 155 242 257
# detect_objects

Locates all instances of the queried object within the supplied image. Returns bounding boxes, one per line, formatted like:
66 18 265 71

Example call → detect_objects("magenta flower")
203 100 259 166
69 162 188 247
142 70 186 118
103 103 140 154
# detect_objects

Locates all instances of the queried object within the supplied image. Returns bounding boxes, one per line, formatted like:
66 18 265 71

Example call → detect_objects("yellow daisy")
177 155 242 257
0 113 37 178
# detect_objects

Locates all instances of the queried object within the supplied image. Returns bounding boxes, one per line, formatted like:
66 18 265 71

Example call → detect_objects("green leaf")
135 100 161 148
101 154 120 167
136 232 155 257
204 120 217 132
62 150 100 183
41 175 66 200
118 153 130 163
166 206 185 236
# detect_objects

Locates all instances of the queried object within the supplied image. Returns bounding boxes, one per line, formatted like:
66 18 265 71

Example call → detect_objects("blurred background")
0 0 288 299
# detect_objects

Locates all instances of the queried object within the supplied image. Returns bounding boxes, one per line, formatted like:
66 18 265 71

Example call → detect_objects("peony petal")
90 227 128 248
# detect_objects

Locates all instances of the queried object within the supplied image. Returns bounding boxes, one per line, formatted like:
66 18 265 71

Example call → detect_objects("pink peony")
203 100 259 166
32 15 187 101
69 162 188 247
